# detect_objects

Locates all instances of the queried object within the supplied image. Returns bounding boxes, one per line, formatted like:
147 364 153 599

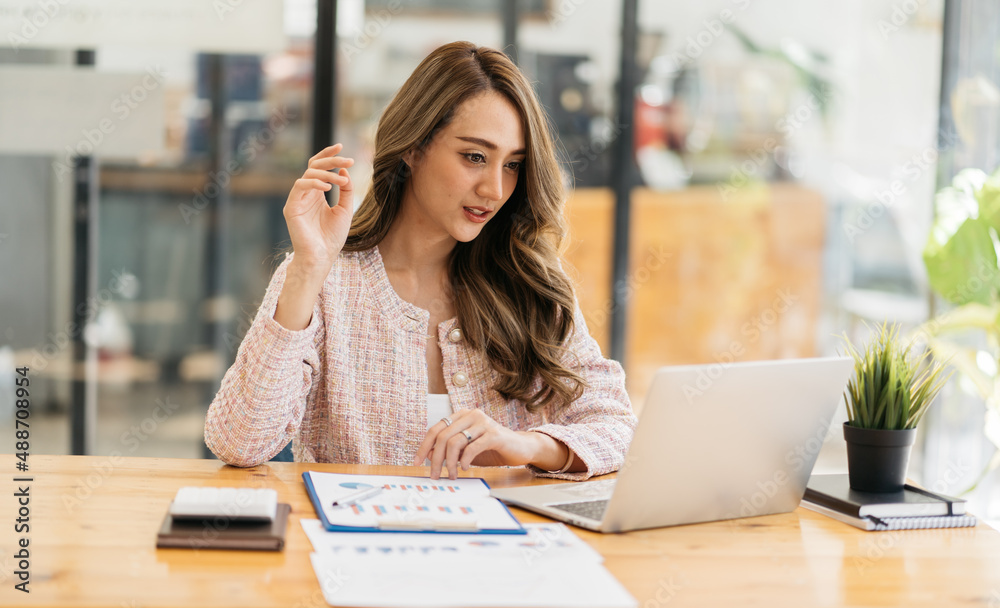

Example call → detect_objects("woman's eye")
465 153 486 164
506 161 522 172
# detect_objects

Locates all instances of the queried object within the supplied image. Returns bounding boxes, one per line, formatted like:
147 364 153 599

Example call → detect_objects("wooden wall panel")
562 184 826 406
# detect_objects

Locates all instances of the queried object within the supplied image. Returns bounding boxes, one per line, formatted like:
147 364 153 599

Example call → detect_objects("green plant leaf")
924 217 999 305
924 336 994 400
976 169 1000 234
921 166 1000 493
952 168 989 198
841 322 951 429
914 303 1000 340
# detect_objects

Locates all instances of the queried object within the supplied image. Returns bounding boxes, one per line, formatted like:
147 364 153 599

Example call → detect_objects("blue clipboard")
302 471 527 535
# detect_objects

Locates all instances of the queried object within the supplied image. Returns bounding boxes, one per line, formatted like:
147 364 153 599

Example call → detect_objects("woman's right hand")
283 144 355 272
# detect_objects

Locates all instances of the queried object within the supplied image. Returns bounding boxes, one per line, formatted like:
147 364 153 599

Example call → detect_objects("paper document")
306 522 637 608
301 519 603 563
303 471 524 533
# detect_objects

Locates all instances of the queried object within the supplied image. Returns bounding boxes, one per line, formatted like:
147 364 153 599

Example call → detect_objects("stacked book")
802 474 978 531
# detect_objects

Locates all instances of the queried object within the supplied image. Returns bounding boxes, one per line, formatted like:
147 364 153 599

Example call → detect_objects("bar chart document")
302 471 526 534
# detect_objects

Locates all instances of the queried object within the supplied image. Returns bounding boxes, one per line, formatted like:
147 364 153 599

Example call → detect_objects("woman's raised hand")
283 144 355 272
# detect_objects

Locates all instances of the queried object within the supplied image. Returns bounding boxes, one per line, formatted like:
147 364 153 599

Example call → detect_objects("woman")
204 41 636 480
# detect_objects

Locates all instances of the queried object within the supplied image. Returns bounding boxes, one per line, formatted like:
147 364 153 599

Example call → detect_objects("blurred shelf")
178 349 226 383
14 350 161 385
839 288 929 325
101 166 299 196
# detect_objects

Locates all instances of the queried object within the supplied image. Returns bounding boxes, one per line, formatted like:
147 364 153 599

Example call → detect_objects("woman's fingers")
428 428 456 479
443 432 473 480
286 169 352 211
290 178 332 195
307 143 345 163
334 167 354 211
301 167 349 185
281 145 357 267
420 411 515 479
309 155 355 170
458 430 489 471
301 159 354 215
427 418 471 480
413 418 451 465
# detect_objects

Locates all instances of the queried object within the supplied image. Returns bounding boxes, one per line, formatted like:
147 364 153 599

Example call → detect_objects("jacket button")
452 371 469 387
448 328 463 343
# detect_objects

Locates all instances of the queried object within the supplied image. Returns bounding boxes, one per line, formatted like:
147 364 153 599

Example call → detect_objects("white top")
426 393 454 430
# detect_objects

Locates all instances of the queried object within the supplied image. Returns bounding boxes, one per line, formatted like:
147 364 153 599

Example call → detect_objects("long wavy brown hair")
343 41 585 413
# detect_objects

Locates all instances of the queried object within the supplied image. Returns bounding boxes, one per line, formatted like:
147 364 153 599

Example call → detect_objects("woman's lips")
463 207 492 223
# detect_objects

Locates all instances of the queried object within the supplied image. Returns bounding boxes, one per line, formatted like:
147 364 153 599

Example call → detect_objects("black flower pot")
843 422 917 493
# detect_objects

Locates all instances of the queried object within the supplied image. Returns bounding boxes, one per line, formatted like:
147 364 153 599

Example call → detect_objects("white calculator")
168 486 278 523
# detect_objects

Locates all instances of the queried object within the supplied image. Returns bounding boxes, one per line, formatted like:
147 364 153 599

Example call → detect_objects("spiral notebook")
802 500 978 531
802 474 977 531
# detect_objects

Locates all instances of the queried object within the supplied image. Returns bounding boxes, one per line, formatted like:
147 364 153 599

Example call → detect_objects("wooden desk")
6 455 1000 607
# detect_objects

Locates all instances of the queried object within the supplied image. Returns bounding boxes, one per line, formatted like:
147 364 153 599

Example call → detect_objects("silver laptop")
491 357 854 533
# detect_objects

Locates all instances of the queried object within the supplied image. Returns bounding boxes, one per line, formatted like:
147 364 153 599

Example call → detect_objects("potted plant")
842 322 951 492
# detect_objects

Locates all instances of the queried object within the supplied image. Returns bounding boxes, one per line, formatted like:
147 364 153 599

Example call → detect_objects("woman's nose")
476 166 504 201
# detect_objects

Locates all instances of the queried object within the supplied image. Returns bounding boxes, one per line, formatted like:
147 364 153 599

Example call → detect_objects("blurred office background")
1 0 998 523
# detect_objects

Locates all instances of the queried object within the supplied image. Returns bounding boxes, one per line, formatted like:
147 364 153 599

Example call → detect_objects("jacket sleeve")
526 303 638 480
204 253 327 467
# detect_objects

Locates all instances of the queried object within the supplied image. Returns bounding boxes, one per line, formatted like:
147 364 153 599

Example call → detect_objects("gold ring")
441 416 453 427
462 430 474 443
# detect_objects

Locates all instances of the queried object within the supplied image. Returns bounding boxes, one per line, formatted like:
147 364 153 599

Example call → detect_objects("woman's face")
403 91 526 243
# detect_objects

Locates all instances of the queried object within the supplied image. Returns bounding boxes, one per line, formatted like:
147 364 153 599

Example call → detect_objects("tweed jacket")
204 247 637 480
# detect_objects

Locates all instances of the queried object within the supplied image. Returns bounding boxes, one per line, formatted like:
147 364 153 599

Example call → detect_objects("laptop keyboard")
549 499 609 521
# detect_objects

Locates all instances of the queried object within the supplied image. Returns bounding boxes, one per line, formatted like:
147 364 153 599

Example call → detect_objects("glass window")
0 1 315 458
